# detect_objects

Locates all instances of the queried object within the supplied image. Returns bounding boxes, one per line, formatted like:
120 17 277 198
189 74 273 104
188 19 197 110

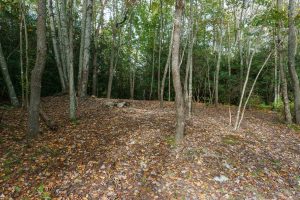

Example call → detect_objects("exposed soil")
0 96 299 199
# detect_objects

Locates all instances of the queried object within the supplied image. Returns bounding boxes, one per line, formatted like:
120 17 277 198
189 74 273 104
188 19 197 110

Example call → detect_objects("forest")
0 0 300 199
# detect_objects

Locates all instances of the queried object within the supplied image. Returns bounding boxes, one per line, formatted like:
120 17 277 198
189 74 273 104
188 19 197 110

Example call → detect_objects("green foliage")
288 124 300 132
165 135 176 148
37 184 51 200
248 95 264 109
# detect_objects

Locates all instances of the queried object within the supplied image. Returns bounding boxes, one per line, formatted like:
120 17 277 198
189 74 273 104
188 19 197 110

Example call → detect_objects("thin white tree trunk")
0 42 19 107
234 47 255 130
80 0 94 97
237 51 273 129
48 0 66 92
160 25 174 107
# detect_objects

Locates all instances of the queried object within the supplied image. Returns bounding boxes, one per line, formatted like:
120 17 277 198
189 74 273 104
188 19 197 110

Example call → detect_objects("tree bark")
92 51 98 96
234 49 255 130
277 0 292 124
149 33 155 100
48 0 66 92
288 0 300 124
237 51 273 129
80 0 93 97
28 0 47 137
55 1 69 84
78 0 88 94
214 0 224 106
0 42 19 107
157 0 163 101
67 0 76 120
107 0 118 99
172 0 185 143
160 25 174 108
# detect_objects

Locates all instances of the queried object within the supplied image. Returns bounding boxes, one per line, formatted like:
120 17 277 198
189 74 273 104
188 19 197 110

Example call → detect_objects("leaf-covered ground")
0 96 299 199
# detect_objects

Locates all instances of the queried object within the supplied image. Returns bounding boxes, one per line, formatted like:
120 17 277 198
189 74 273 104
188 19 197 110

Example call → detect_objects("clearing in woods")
0 96 299 199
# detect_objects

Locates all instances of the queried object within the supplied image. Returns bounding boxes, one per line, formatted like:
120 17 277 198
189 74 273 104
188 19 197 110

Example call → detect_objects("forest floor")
0 96 300 199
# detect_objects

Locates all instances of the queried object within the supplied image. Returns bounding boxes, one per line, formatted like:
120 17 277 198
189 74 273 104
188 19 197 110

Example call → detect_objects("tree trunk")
107 0 118 99
288 0 300 124
92 1 106 96
234 49 255 130
67 0 76 120
28 0 47 137
80 0 93 97
237 51 273 129
172 0 185 143
19 3 25 107
277 0 292 124
48 0 66 92
23 8 29 108
58 0 70 82
0 42 19 107
92 52 98 96
55 1 69 84
160 25 174 108
157 0 163 101
150 34 155 100
214 0 224 106
78 0 87 94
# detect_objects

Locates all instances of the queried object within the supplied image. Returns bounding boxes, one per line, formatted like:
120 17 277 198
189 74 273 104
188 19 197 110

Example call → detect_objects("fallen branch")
39 109 58 131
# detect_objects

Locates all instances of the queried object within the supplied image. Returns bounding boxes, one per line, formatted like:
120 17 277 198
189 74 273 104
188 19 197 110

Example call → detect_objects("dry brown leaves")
0 96 299 199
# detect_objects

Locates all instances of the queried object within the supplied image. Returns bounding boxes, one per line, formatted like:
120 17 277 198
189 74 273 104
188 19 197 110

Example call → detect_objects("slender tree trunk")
23 9 29 108
172 0 185 143
130 70 135 99
55 1 69 84
92 52 98 96
273 31 279 105
288 0 300 124
160 25 174 107
150 34 155 100
58 0 70 82
214 0 224 106
78 0 87 93
80 0 94 97
0 42 19 107
234 49 255 130
237 51 273 129
48 0 66 92
92 1 106 96
157 0 163 101
68 0 76 120
19 4 25 107
28 0 47 137
277 0 292 124
107 0 118 99
107 25 116 99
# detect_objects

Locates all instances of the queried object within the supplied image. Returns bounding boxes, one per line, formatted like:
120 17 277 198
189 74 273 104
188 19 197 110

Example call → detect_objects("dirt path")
0 96 299 199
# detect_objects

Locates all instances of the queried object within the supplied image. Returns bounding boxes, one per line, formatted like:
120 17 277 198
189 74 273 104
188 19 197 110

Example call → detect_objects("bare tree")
288 0 300 124
172 0 185 143
28 0 47 137
160 25 173 108
277 0 292 124
80 0 94 97
48 0 66 92
214 0 224 106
